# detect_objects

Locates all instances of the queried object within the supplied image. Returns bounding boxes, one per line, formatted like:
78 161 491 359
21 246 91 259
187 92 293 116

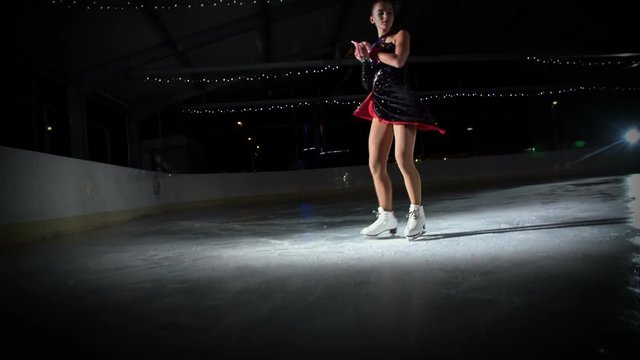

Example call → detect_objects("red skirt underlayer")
353 92 446 134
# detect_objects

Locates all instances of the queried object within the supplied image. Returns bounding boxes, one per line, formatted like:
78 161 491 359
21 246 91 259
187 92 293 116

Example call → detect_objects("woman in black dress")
352 0 445 240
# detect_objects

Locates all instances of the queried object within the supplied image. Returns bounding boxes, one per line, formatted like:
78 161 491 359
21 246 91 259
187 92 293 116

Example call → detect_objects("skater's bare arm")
377 30 410 68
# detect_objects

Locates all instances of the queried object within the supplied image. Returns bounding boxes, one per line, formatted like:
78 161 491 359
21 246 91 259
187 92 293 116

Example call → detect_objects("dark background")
5 0 639 173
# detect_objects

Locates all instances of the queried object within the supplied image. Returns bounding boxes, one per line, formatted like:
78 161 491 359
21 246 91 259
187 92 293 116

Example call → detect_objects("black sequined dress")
353 32 445 134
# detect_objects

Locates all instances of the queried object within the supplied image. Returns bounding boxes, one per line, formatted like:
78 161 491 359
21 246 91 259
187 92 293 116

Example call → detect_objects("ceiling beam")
142 7 208 94
81 0 343 91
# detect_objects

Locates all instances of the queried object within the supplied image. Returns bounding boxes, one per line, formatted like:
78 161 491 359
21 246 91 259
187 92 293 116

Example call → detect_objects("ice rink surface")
2 174 639 359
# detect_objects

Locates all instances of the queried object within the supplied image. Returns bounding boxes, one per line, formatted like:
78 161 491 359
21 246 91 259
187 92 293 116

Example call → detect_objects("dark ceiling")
8 0 639 119
4 0 638 174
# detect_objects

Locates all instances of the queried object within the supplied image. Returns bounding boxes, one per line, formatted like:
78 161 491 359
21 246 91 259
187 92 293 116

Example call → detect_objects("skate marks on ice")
410 175 638 242
216 174 636 244
54 174 636 249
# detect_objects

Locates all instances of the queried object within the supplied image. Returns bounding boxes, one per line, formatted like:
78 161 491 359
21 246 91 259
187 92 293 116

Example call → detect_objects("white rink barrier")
1 145 638 244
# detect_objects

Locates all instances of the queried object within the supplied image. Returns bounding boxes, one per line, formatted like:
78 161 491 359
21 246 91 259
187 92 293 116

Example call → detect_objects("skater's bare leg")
393 124 421 205
369 119 394 210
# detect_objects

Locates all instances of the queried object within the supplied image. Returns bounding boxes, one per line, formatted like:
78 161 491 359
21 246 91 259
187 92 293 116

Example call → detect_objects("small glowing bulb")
237 121 243 126
624 129 640 144
248 137 252 141
552 101 559 106
47 126 53 131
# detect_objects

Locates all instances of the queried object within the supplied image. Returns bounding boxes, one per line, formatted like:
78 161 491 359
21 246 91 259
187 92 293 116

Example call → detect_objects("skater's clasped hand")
351 41 373 62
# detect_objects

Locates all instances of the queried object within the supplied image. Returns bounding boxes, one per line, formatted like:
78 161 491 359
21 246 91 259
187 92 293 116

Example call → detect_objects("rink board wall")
1 145 638 245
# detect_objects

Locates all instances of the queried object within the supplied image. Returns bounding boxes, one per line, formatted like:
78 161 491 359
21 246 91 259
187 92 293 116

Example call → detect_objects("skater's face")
370 1 394 33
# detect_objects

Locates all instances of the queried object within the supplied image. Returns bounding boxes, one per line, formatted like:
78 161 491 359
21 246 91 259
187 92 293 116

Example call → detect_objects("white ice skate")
405 204 426 241
360 207 398 237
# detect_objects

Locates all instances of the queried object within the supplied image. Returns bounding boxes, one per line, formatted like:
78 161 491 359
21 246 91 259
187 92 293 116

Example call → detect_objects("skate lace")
406 210 419 227
371 209 391 226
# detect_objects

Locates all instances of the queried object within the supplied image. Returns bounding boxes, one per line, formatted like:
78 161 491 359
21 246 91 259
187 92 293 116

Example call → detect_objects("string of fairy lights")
51 0 284 10
527 56 640 67
141 55 639 84
180 86 640 115
144 65 341 84
150 55 638 115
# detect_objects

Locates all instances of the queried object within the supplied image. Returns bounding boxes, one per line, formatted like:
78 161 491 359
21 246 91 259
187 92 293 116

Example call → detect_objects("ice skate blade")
405 227 426 241
362 228 397 237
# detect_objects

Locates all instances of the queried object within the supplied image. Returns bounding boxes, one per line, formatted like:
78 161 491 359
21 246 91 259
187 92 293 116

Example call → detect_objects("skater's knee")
368 159 387 175
395 156 415 174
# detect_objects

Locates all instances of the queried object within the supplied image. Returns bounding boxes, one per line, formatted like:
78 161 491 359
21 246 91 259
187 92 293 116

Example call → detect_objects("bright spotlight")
624 128 640 145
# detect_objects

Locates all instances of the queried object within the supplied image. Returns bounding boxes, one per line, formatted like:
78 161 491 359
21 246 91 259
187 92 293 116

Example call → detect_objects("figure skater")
351 0 445 240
